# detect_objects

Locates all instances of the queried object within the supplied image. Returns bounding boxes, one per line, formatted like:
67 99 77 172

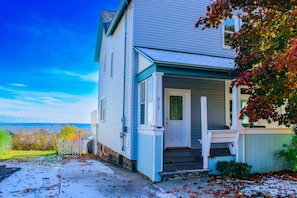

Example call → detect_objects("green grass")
0 150 58 160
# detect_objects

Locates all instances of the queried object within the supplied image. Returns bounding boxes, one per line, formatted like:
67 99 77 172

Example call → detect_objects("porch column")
152 72 164 128
201 96 209 169
151 72 164 180
231 85 244 130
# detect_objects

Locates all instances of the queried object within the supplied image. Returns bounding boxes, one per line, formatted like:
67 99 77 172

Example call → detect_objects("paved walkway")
0 156 230 198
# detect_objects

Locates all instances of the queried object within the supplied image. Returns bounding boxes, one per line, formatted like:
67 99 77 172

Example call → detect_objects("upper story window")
110 49 114 78
222 17 239 48
103 50 106 73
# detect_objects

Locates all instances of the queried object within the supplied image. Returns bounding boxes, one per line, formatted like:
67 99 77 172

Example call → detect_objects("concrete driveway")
0 156 228 198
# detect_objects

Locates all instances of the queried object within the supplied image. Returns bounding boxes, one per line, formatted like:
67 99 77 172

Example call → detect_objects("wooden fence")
58 140 82 155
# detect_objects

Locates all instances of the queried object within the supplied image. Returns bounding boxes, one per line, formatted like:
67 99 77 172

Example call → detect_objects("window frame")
138 77 154 126
225 81 250 127
222 16 239 49
110 49 114 79
100 96 106 122
103 49 106 73
139 81 146 125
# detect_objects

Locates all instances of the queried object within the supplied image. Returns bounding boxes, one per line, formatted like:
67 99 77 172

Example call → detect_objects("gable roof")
94 10 116 62
101 10 116 34
135 47 234 71
106 0 131 37
94 0 131 62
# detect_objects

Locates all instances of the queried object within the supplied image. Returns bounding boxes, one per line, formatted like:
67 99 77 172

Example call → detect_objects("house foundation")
98 142 136 172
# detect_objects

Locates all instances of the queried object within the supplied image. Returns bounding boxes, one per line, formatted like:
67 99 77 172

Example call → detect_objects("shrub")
12 130 58 151
275 135 297 172
216 160 252 179
0 129 12 152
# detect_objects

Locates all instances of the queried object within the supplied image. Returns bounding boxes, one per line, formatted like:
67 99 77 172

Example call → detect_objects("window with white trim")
225 82 251 127
103 50 106 73
110 49 114 78
100 96 106 122
139 77 154 125
139 81 146 125
222 17 239 48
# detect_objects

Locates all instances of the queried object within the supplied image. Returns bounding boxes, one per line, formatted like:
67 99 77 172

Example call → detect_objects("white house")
94 0 293 182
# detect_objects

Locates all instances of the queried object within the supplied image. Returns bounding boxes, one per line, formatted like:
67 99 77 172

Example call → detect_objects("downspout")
120 3 128 151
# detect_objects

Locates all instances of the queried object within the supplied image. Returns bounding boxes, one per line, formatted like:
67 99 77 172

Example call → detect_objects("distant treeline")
0 125 90 151
0 123 92 134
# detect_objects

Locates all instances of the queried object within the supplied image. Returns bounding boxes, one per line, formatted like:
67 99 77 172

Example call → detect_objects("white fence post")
58 139 83 156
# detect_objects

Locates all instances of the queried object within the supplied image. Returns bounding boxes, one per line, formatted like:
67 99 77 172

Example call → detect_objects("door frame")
164 88 191 148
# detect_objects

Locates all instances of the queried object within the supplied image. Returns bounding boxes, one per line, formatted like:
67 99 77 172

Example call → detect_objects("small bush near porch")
275 135 297 172
216 160 252 179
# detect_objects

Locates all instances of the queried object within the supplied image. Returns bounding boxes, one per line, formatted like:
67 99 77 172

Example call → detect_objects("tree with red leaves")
196 0 297 133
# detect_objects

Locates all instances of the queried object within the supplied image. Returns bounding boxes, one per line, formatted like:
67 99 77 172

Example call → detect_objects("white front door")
165 89 191 148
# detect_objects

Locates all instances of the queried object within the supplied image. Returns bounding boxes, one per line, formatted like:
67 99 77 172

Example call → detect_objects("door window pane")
170 96 183 120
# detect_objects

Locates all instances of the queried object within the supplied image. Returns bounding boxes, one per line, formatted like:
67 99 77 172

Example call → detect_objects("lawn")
0 150 57 160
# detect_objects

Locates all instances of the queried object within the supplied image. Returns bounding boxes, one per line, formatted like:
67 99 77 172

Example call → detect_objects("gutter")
120 1 128 152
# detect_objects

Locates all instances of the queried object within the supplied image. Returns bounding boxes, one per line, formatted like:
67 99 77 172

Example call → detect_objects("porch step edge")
160 169 210 181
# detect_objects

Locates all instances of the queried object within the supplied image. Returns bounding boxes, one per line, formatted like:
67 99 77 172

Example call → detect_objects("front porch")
136 72 294 182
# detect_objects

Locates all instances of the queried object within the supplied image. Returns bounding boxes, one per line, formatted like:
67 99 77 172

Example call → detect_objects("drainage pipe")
120 4 128 151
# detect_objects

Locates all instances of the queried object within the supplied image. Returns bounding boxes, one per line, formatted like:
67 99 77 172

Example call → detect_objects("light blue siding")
131 50 139 160
208 134 293 174
134 0 236 58
208 156 235 175
155 136 162 181
137 133 154 178
238 134 293 173
137 133 162 182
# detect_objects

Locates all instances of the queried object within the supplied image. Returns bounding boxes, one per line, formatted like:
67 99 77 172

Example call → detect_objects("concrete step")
163 148 202 164
163 156 202 164
160 169 210 181
163 161 203 172
164 149 201 158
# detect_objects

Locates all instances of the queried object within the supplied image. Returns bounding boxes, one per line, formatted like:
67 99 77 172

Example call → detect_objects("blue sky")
0 0 121 123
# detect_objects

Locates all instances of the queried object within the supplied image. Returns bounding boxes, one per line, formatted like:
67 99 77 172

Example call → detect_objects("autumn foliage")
197 0 297 132
59 125 90 141
9 125 90 150
0 129 12 152
12 130 58 150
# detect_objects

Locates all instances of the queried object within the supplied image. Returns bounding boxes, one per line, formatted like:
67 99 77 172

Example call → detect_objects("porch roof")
135 47 235 71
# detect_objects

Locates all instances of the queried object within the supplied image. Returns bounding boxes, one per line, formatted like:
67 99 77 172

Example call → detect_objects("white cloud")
0 96 97 123
10 83 27 87
0 86 98 123
48 69 98 83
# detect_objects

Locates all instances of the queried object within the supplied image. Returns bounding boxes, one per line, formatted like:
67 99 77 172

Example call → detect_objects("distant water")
0 123 92 134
